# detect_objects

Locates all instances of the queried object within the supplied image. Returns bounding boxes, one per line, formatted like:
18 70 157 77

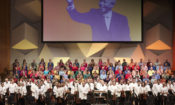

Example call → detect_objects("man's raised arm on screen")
66 0 93 25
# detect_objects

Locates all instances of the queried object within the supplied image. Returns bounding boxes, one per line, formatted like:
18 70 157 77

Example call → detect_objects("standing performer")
133 81 141 105
18 83 27 105
8 80 18 105
139 82 147 105
161 83 168 105
79 82 89 104
0 83 6 105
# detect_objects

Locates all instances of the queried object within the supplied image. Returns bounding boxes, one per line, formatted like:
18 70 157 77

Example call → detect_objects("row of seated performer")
0 78 174 105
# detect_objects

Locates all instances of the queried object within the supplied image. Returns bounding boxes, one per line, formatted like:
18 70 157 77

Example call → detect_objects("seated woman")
92 71 98 80
72 64 78 74
83 70 91 79
20 69 27 78
44 69 49 76
82 59 88 68
38 63 45 72
107 69 114 79
92 65 99 75
80 64 86 73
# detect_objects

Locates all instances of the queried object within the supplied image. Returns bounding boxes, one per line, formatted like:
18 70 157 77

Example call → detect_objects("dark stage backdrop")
0 0 10 73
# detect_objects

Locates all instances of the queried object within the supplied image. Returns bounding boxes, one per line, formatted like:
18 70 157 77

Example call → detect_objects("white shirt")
134 85 141 96
140 86 147 94
4 81 10 90
89 83 94 91
167 84 173 90
115 84 122 97
79 85 89 100
152 83 159 96
9 83 17 94
108 85 115 95
70 85 76 94
96 82 102 90
104 11 112 31
99 85 107 92
122 84 130 91
145 84 151 92
31 83 39 99
1 86 6 95
161 86 168 96
20 86 27 96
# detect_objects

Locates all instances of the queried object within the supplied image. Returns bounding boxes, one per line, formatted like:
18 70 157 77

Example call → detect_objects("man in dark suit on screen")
66 0 131 41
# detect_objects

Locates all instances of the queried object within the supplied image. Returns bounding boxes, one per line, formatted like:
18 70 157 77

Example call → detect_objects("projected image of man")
66 0 131 41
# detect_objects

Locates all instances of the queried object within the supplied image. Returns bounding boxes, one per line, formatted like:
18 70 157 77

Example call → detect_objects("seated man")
100 71 107 80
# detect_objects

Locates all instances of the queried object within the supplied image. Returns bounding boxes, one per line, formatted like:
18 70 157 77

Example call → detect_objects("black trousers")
133 96 139 105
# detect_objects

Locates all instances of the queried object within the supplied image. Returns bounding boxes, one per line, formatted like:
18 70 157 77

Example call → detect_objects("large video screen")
42 0 142 42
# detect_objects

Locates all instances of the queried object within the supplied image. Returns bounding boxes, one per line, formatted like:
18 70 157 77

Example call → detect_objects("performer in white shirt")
18 82 27 105
116 81 122 97
78 82 89 104
89 80 94 92
0 83 6 104
161 83 168 105
167 80 173 91
9 80 17 94
8 79 18 105
53 82 60 98
152 80 159 96
108 82 118 105
4 78 10 94
133 81 141 105
31 80 39 100
139 82 147 105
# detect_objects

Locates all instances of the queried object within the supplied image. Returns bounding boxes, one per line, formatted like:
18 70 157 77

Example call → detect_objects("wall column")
173 4 175 71
0 0 10 73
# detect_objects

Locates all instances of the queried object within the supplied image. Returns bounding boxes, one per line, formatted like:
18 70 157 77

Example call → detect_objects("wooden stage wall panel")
0 0 10 73
173 4 175 71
